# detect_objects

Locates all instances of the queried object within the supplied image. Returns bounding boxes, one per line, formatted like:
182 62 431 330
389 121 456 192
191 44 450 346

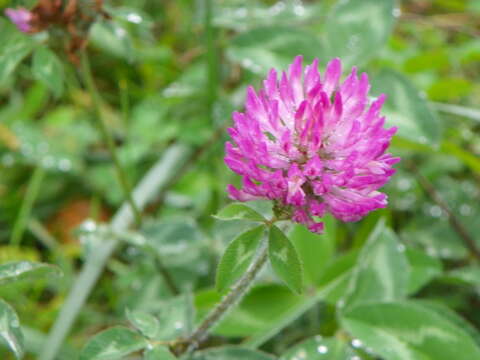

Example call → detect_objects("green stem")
11 166 45 246
40 144 191 360
154 256 180 295
80 51 142 227
28 218 58 250
119 77 130 127
179 243 269 355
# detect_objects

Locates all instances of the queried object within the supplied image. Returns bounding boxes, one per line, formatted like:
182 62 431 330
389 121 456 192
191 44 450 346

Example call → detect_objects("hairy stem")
80 51 142 227
180 244 269 354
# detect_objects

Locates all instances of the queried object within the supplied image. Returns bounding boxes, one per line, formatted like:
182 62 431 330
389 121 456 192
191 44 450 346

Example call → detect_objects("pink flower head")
5 7 33 33
225 56 400 233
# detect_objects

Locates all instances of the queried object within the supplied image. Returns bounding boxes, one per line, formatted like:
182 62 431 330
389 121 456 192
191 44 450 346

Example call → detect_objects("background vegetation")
0 0 480 359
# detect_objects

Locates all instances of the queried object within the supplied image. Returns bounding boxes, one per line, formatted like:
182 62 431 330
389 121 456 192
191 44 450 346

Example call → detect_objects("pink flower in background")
5 7 33 33
225 56 399 233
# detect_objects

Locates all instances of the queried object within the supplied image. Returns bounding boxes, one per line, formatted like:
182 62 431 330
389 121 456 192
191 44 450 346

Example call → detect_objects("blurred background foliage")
0 0 480 359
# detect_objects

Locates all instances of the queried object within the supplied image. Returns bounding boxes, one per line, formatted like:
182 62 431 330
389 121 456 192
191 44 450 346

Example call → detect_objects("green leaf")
341 221 409 311
441 141 480 174
406 248 442 294
214 203 266 222
126 309 160 339
442 265 480 287
0 299 24 359
154 294 195 341
31 47 64 97
268 226 303 294
341 301 480 360
427 78 472 101
79 326 147 360
216 225 266 293
227 26 325 74
0 261 62 286
372 69 441 146
213 2 325 31
190 346 275 360
281 336 356 359
403 49 450 73
324 0 395 67
144 345 177 360
417 300 480 348
90 21 135 62
0 32 33 84
288 216 335 285
141 218 206 268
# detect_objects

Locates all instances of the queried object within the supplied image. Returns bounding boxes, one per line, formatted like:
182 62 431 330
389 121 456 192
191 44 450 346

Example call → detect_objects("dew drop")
41 155 55 168
440 248 451 257
426 246 436 257
21 143 33 156
2 154 14 167
58 158 72 172
295 349 307 359
347 35 360 50
126 13 142 24
293 4 306 16
174 321 184 330
81 219 97 232
126 246 139 257
269 1 286 16
234 7 247 18
392 8 401 17
397 178 411 191
459 204 472 216
131 280 141 291
429 205 442 218
351 338 363 348
241 58 262 73
317 345 328 354
418 135 427 143
114 26 126 37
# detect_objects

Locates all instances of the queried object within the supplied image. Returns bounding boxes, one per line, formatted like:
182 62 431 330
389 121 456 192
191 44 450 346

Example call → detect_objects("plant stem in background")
431 102 480 124
119 77 130 126
409 162 480 260
40 144 191 360
10 166 45 246
80 50 179 296
155 122 227 210
28 218 58 250
154 256 180 296
80 51 142 227
204 0 218 121
179 244 269 355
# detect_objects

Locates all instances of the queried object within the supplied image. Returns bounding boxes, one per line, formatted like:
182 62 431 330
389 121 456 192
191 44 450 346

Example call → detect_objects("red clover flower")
5 7 33 33
225 56 399 233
